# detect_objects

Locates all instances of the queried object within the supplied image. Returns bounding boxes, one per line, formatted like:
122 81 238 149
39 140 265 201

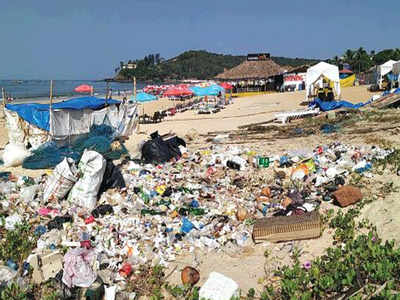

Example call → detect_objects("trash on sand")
181 266 200 286
68 150 106 210
252 211 321 243
332 185 363 207
30 251 64 284
199 272 239 300
43 157 78 201
62 248 97 288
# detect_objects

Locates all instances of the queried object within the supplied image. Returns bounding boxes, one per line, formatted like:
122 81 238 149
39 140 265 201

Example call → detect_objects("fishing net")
22 125 128 169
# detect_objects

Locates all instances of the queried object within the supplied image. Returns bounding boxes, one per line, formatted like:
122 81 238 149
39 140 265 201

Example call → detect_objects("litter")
62 248 97 288
0 140 393 296
199 272 240 300
252 211 321 243
67 150 106 210
43 157 78 202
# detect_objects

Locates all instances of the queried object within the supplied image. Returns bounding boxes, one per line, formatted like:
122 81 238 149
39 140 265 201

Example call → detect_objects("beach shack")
215 53 285 96
282 65 309 92
305 62 340 101
4 96 138 150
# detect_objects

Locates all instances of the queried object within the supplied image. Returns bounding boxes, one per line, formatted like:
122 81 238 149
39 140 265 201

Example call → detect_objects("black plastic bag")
98 160 126 196
141 131 186 164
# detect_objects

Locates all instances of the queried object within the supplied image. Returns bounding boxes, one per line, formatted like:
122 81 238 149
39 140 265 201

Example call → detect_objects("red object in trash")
80 240 92 249
119 263 132 277
85 216 95 224
74 84 93 93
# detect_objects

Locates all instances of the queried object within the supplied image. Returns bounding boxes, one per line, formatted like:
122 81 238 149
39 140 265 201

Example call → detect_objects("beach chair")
275 108 320 124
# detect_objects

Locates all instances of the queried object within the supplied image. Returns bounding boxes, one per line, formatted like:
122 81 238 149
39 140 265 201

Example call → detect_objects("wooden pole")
49 80 53 137
1 88 6 119
134 76 137 101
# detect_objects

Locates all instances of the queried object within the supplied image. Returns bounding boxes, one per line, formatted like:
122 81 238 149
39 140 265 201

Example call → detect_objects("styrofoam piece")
199 272 240 300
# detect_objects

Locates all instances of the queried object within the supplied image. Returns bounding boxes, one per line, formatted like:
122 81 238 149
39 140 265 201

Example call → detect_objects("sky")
0 0 398 80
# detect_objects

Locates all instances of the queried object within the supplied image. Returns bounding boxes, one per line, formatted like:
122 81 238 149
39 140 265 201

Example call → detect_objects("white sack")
67 150 106 210
2 143 30 167
43 158 78 201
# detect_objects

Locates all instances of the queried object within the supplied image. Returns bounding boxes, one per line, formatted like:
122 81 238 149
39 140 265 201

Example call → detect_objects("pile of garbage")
0 134 393 298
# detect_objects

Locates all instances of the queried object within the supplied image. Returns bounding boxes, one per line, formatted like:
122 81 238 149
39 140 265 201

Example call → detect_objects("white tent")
393 62 400 85
376 60 398 89
393 61 400 76
378 60 397 77
305 62 340 100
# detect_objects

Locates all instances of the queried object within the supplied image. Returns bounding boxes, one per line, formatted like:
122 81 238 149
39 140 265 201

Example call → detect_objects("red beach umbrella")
74 84 93 93
163 87 193 97
219 82 233 90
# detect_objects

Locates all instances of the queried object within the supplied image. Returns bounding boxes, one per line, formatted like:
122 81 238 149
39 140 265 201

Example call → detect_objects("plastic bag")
43 158 78 201
98 160 125 195
0 266 17 283
20 185 39 203
141 131 186 164
68 150 106 210
2 143 30 167
62 248 97 288
5 214 23 230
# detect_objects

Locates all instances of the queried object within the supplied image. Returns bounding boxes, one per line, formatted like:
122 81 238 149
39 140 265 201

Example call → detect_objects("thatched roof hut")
215 59 286 80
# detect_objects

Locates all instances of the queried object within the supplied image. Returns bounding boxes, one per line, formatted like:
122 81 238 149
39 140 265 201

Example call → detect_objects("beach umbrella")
130 92 157 103
219 82 233 90
163 87 193 97
74 84 93 93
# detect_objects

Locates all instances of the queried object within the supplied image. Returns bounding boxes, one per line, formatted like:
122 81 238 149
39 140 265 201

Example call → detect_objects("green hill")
114 50 319 82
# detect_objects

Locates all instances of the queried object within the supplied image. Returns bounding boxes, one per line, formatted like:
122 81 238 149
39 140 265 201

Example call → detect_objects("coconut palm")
343 49 354 65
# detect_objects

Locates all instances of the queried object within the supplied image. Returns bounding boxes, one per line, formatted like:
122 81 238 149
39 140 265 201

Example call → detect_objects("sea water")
0 80 145 102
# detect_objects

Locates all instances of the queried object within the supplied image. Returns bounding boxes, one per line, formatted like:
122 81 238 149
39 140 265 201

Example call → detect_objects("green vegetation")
0 221 37 264
328 47 400 73
115 50 319 82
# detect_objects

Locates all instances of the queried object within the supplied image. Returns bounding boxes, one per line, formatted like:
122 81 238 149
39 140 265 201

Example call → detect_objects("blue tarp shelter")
130 92 157 103
309 98 370 111
6 96 120 131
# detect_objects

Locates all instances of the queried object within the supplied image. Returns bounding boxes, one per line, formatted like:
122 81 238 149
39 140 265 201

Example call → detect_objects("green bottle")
189 208 206 216
141 209 165 216
140 192 150 204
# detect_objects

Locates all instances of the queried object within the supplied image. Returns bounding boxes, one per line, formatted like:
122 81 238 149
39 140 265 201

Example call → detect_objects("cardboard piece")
30 251 63 284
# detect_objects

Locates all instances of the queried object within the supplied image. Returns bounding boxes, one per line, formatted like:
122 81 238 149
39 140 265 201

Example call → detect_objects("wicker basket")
252 211 321 243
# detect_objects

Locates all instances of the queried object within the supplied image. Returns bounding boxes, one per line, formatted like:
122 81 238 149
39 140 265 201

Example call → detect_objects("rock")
332 185 362 207
181 266 200 286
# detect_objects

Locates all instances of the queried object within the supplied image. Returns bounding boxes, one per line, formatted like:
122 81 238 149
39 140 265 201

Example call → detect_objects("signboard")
247 53 270 61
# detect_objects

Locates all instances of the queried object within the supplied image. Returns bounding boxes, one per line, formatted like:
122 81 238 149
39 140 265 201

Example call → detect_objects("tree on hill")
114 50 320 82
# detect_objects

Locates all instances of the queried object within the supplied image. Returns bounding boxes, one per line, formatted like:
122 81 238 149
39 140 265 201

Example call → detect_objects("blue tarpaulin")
190 85 224 96
6 96 120 131
130 92 157 103
309 98 370 111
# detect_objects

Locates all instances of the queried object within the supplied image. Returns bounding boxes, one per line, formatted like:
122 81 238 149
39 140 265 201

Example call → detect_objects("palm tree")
343 49 354 65
353 47 369 73
333 56 340 66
